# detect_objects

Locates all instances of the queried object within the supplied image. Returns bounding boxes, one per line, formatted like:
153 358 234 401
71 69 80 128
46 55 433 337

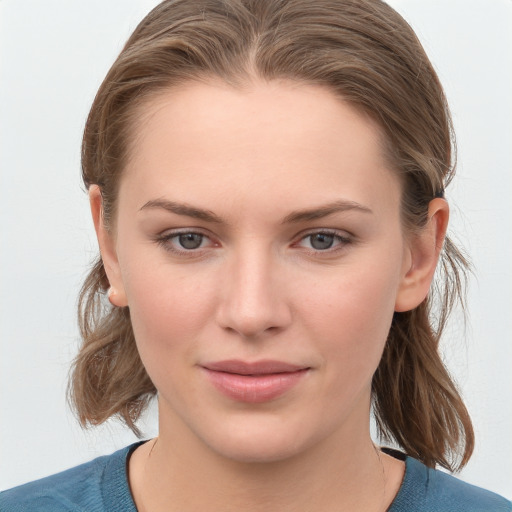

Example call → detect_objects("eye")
155 230 214 255
307 233 336 250
176 232 205 250
297 231 352 252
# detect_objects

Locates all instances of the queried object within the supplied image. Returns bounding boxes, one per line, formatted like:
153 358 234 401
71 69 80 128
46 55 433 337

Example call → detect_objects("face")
98 79 426 463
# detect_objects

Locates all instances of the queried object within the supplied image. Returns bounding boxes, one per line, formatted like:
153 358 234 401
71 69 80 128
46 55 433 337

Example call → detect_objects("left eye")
298 232 348 251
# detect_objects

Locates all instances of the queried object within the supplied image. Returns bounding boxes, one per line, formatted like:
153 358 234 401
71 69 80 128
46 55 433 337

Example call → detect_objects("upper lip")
202 359 307 375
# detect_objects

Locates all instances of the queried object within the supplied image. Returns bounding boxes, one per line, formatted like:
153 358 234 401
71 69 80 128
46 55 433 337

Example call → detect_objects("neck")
129 402 402 512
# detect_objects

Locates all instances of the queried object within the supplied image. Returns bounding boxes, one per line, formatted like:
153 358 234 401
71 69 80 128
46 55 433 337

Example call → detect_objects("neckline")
118 442 419 511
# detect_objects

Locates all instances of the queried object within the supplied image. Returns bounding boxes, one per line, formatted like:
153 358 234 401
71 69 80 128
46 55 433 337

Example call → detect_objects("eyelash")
154 229 353 257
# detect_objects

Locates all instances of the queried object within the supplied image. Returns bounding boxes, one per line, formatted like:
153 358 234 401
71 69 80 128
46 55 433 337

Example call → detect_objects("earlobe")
107 287 126 308
89 185 128 307
394 198 449 312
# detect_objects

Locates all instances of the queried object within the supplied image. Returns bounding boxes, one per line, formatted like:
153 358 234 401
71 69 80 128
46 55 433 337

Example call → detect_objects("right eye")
155 230 215 255
175 232 206 250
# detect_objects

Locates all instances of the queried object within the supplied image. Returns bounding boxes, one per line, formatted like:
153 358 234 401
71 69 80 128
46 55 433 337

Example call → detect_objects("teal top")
1 443 510 511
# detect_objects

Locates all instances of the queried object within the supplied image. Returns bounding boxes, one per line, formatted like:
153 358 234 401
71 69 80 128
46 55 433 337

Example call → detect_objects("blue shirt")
1 443 510 511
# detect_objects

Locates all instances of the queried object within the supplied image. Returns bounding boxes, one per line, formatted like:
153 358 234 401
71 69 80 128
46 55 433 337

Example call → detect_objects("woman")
1 0 510 510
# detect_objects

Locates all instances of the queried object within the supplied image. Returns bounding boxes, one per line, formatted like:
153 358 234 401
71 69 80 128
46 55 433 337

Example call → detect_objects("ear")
394 198 449 312
89 185 128 307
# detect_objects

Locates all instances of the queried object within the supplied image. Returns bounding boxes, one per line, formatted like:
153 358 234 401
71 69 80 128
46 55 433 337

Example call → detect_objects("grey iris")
179 233 203 249
310 233 334 250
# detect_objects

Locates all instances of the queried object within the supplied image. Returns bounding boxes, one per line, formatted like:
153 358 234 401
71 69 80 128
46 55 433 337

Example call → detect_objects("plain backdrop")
1 0 511 499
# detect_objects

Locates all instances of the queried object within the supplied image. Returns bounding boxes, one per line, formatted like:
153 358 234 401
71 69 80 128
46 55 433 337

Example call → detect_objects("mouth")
201 360 310 403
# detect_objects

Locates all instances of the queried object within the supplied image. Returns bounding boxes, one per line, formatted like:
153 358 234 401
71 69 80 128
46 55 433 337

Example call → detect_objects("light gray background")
1 0 511 499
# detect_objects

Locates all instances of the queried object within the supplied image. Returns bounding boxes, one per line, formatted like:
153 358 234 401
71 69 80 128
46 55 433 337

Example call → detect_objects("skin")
91 79 448 511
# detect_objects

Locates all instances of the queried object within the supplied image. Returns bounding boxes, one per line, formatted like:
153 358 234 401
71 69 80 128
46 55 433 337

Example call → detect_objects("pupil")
179 233 203 249
311 233 334 250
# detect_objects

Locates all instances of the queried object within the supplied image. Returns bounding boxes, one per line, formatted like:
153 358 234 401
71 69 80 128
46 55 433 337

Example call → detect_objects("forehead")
121 79 401 220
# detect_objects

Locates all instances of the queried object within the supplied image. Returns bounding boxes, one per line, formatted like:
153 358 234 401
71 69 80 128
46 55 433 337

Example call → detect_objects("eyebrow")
281 200 373 224
139 198 373 224
139 199 224 223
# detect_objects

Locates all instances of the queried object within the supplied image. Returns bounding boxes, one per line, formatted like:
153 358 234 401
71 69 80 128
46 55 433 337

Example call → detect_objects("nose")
215 245 292 339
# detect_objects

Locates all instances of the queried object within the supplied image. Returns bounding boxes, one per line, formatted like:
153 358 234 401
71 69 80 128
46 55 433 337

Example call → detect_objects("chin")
211 437 304 464
197 416 319 464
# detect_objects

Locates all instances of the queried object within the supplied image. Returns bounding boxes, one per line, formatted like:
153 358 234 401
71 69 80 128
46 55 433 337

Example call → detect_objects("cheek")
297 255 402 380
120 253 216 372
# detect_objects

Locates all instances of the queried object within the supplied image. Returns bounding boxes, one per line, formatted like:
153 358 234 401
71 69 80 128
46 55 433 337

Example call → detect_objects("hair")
70 0 474 471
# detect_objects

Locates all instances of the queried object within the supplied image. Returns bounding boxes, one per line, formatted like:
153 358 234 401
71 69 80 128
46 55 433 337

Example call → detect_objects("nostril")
218 311 288 340
215 260 293 337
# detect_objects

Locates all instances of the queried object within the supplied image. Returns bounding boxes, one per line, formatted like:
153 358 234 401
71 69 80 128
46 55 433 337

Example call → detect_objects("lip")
201 360 310 403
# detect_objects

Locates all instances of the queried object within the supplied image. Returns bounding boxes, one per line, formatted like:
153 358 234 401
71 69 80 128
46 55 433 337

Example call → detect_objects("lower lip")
202 368 309 403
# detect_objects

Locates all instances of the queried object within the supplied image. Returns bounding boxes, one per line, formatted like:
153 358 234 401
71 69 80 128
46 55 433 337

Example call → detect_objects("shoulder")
390 455 512 512
0 443 141 512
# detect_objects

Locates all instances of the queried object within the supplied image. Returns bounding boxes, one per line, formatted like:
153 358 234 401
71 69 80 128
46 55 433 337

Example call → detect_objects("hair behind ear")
372 236 474 472
68 257 156 436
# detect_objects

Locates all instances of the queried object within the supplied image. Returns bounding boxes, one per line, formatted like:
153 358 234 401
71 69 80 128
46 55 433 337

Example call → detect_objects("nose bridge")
217 239 291 338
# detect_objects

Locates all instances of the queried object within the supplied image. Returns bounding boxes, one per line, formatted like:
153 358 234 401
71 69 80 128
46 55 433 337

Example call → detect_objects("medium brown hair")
70 0 474 471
